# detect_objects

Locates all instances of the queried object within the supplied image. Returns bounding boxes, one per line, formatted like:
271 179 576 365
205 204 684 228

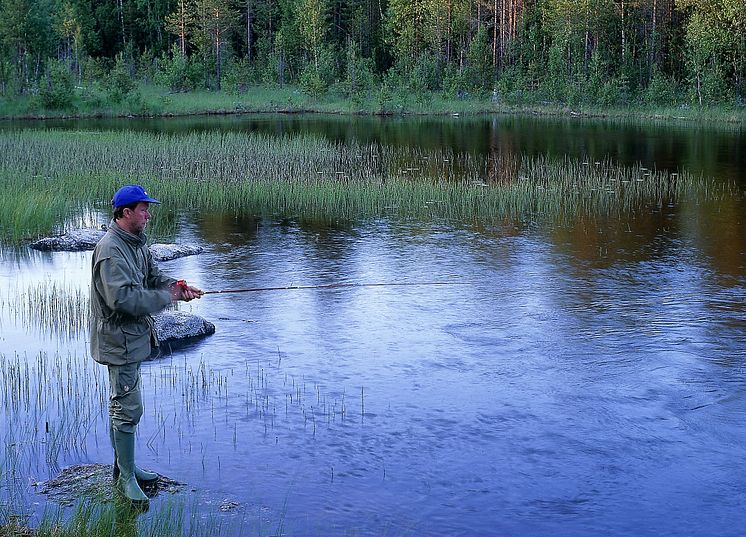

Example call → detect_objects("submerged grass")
0 129 736 244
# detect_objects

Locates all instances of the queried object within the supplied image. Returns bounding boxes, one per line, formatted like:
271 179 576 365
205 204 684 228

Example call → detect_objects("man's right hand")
171 280 204 302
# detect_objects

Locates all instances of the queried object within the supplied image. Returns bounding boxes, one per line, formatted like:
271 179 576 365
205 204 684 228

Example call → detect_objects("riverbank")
1 83 745 125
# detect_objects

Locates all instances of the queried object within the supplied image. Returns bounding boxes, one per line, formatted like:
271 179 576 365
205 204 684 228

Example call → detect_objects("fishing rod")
178 280 466 295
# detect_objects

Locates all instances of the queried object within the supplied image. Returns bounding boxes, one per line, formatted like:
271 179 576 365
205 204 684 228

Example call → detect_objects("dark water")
0 115 745 536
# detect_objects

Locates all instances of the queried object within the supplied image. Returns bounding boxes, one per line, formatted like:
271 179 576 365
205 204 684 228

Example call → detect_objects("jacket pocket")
121 321 151 361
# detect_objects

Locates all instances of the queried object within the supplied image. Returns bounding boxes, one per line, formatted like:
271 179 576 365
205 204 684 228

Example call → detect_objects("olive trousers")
107 363 143 434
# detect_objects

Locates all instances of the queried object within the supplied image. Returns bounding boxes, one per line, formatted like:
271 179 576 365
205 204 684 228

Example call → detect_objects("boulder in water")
29 228 106 251
29 229 203 261
153 310 215 344
149 243 204 261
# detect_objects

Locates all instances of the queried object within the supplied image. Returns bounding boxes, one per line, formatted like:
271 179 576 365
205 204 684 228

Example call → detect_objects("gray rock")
28 229 203 260
153 310 215 343
150 243 204 261
29 228 106 251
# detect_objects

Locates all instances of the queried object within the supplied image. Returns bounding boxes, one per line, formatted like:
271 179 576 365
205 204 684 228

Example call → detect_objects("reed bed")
0 282 89 340
0 129 733 244
0 341 353 535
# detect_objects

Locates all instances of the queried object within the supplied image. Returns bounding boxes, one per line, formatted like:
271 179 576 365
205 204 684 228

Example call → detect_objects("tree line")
1 0 744 108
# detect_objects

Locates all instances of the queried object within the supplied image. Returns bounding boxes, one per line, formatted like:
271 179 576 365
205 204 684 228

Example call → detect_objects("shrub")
222 57 253 94
105 54 136 103
644 68 678 106
39 60 76 110
156 45 204 92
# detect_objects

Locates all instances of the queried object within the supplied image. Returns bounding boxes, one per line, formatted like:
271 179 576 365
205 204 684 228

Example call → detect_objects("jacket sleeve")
95 253 172 317
145 247 177 289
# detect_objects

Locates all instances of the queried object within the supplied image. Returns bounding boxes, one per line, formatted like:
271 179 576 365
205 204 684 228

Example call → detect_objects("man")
90 184 202 506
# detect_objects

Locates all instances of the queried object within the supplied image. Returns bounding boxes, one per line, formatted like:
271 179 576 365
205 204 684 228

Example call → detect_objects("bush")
442 64 465 97
689 62 733 105
299 64 326 97
80 57 107 88
495 66 531 104
105 54 136 103
645 68 678 106
137 48 157 84
156 45 205 92
0 60 15 96
408 55 443 92
222 57 253 94
463 28 493 94
342 40 376 98
299 46 338 97
39 60 76 110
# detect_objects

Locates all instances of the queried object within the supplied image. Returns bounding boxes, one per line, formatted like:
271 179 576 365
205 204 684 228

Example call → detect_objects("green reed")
0 129 735 244
0 282 90 340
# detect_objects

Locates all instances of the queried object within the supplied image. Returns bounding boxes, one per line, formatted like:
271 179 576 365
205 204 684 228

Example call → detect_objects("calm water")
1 115 745 536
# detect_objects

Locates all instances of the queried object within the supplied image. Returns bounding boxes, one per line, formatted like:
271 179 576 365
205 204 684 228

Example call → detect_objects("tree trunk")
622 0 627 63
650 0 657 78
493 0 497 67
215 12 222 90
246 0 252 61
118 0 127 47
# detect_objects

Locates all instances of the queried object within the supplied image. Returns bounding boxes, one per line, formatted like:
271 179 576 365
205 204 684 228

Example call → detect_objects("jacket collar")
109 220 147 248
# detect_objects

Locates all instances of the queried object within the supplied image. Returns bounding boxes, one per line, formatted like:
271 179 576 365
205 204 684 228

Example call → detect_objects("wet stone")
149 243 204 261
219 500 241 512
37 464 184 506
28 229 203 261
153 311 216 344
29 229 106 251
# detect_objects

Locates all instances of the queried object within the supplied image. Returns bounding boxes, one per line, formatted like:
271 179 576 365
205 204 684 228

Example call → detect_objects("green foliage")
38 59 75 109
104 54 135 103
299 45 336 96
299 64 326 96
545 40 567 102
0 59 15 95
463 28 492 94
596 75 630 107
80 57 107 88
137 48 157 84
394 54 443 93
156 45 205 92
222 57 253 94
376 80 393 113
342 40 376 98
645 68 678 106
495 66 532 104
1 0 746 111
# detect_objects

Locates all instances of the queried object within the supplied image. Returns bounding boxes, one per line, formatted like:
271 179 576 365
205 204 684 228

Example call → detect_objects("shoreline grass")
1 83 745 126
0 129 736 244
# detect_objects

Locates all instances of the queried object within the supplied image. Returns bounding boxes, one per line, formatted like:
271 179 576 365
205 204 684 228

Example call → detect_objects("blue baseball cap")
112 184 161 209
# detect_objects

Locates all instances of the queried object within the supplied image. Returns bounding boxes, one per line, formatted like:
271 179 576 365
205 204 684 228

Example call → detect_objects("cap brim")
143 196 161 204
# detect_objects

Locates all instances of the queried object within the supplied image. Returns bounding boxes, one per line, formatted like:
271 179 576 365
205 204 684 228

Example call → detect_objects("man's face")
122 202 151 234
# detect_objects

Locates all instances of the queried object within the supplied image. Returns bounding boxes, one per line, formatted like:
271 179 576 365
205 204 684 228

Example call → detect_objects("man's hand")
171 280 204 302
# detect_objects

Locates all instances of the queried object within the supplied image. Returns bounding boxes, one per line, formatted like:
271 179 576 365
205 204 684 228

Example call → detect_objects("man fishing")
90 184 202 507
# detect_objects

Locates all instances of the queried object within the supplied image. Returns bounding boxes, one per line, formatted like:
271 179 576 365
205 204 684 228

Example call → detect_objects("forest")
0 0 744 110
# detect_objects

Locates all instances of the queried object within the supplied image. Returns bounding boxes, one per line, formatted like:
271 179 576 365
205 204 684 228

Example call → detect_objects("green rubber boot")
110 423 158 483
113 430 149 506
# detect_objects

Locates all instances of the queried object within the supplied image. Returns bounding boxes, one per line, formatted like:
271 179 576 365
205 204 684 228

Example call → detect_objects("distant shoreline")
2 84 745 126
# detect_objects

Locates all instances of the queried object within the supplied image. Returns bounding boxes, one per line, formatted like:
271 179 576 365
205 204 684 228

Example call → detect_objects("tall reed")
0 129 733 244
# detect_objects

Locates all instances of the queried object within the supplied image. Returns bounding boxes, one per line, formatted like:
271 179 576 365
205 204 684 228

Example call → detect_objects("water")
1 115 745 536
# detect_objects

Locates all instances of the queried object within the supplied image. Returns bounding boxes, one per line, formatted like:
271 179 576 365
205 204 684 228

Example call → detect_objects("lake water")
0 114 745 536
